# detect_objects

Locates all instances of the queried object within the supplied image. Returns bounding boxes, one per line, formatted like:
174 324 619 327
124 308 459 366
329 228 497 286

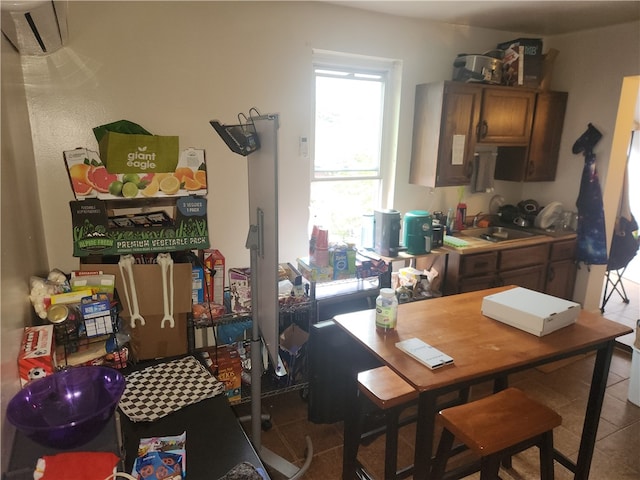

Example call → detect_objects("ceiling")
329 1 640 35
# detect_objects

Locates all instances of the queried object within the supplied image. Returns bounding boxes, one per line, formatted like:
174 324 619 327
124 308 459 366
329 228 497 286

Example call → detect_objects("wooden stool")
344 366 418 480
431 387 562 480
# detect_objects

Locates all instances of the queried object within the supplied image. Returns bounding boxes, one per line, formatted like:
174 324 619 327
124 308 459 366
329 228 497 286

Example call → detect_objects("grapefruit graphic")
88 166 119 193
69 163 92 183
72 178 93 196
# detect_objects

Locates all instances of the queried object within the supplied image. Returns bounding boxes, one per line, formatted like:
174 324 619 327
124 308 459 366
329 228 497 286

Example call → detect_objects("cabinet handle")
528 161 535 177
548 266 555 283
480 120 488 139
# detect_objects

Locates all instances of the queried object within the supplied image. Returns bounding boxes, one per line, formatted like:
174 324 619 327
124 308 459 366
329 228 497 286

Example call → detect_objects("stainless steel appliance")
374 209 401 257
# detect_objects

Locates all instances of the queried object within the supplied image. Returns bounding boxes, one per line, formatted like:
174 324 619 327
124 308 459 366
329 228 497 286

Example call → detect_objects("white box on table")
481 287 581 336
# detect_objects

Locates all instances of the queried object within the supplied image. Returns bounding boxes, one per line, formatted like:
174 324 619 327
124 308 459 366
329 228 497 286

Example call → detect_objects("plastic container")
376 288 398 333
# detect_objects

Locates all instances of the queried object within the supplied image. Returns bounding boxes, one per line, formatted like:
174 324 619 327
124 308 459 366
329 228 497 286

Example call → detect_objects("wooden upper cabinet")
495 90 568 182
478 87 536 145
525 91 568 181
410 81 566 188
409 82 481 187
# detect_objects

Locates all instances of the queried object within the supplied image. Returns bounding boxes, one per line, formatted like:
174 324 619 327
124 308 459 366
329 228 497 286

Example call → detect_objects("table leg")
574 340 615 480
413 392 438 479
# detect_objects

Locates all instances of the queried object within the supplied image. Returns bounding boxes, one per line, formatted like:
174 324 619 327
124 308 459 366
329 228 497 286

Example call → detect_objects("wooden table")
334 286 632 480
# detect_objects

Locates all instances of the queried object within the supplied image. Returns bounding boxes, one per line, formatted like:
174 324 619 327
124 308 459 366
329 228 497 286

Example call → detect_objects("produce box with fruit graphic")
64 147 207 200
69 196 209 256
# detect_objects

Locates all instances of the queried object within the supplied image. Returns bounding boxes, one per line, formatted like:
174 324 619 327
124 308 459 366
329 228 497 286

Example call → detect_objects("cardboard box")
64 147 207 201
481 287 580 336
203 249 225 303
70 196 209 256
297 257 333 283
279 324 309 386
228 268 251 313
81 262 192 360
192 266 204 304
203 345 243 404
497 38 543 87
330 248 356 280
18 325 56 386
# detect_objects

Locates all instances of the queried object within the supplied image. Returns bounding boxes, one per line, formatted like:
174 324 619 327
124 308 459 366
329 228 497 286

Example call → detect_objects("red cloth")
38 452 119 480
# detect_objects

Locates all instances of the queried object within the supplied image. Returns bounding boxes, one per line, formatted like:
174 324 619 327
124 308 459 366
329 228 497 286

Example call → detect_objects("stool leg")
431 427 455 479
384 408 400 480
480 453 501 480
539 431 555 480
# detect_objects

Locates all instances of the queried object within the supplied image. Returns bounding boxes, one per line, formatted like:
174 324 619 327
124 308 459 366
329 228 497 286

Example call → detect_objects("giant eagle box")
481 287 580 336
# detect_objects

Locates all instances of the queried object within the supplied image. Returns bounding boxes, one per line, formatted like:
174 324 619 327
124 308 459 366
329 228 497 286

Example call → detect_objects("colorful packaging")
203 249 225 304
228 267 251 313
192 266 204 304
18 325 56 386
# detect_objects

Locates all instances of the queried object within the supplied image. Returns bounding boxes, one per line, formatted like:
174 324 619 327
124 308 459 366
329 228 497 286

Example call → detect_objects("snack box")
228 267 251 313
482 287 580 336
297 257 333 283
18 325 57 386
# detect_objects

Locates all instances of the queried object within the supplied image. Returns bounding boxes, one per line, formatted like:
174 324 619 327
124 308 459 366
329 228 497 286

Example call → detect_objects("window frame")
310 50 401 211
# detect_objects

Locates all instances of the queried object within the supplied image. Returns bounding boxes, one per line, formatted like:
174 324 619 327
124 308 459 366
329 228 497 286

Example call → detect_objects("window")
310 51 400 244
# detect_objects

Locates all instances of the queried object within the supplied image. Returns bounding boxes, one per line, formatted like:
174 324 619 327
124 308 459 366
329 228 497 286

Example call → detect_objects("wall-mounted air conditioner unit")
1 0 67 56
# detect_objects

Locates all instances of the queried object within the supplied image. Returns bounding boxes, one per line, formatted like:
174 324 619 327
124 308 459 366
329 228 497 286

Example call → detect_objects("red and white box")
18 325 57 386
203 249 225 304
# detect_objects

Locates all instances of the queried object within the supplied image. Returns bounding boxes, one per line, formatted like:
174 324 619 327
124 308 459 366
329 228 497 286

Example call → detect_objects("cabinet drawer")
498 264 546 292
499 244 549 270
549 239 576 261
460 252 498 276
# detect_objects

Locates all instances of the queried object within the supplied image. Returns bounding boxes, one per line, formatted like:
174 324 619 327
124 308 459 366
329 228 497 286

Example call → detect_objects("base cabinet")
545 239 577 300
445 237 576 298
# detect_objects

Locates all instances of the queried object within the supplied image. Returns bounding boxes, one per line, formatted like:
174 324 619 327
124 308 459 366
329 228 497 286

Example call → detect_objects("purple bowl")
6 366 125 449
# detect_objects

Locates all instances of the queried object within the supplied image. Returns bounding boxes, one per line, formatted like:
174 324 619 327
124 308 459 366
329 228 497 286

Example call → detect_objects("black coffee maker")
374 209 401 256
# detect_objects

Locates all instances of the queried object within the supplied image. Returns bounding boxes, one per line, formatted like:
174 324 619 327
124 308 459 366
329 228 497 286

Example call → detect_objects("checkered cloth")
119 356 225 422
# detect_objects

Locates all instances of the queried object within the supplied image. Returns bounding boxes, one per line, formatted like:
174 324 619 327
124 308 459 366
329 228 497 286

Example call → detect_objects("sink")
460 226 539 243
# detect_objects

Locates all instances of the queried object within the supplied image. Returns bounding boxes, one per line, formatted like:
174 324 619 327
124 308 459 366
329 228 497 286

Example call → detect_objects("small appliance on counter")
374 209 401 257
403 210 433 255
452 50 504 84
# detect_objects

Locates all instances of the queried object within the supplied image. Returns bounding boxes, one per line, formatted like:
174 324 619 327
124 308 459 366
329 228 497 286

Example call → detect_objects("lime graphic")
122 182 139 198
108 180 124 196
122 173 141 185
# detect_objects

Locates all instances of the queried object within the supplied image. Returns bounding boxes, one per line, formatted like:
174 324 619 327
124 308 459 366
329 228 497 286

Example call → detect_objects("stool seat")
358 365 418 410
439 387 561 456
432 387 562 480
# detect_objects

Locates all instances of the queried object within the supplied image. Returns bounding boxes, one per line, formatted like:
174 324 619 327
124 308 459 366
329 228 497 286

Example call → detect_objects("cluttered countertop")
442 224 577 254
439 197 577 254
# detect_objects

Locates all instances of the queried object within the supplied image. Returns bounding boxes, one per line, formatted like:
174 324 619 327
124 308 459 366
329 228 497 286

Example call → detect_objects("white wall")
1 36 50 472
527 22 640 309
24 1 521 273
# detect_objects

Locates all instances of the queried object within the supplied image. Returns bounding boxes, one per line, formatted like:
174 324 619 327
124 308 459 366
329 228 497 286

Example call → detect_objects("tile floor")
234 280 640 480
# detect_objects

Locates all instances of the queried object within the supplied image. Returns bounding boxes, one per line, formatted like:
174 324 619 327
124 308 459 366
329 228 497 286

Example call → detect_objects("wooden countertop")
443 229 576 255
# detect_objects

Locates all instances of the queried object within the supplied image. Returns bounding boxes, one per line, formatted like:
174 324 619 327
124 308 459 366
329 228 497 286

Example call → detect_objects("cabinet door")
436 82 482 186
478 88 535 145
545 259 577 300
525 91 568 181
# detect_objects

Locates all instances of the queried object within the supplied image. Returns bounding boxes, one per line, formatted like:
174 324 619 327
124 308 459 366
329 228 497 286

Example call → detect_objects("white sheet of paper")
452 134 466 165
